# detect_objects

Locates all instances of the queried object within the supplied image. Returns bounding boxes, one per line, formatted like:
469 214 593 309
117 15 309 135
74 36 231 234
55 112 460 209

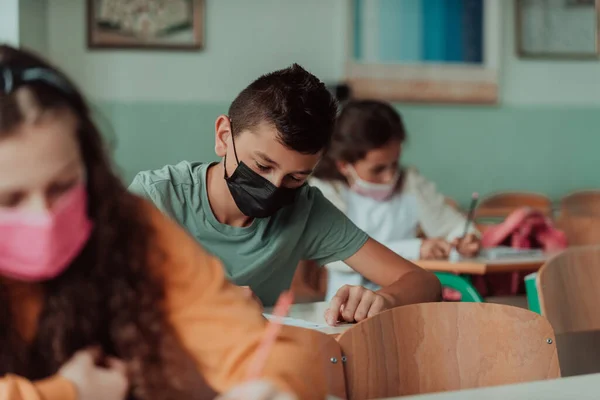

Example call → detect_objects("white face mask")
346 165 399 201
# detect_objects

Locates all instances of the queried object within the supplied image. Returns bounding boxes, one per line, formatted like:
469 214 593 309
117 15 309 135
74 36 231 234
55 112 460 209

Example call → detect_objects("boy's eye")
255 162 271 172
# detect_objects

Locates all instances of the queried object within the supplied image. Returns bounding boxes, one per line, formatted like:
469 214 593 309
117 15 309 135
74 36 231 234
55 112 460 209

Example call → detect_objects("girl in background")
0 45 323 400
311 100 480 300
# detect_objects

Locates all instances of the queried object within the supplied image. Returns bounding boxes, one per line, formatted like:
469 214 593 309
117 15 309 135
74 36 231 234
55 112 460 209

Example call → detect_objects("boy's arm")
303 187 441 324
325 238 441 325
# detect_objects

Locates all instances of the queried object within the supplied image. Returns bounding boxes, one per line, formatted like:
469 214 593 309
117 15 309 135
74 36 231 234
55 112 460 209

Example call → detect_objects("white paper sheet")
262 314 330 330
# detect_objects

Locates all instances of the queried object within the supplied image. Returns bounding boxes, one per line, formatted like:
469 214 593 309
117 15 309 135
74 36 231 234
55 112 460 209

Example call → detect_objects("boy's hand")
420 238 452 259
325 285 393 325
451 234 481 258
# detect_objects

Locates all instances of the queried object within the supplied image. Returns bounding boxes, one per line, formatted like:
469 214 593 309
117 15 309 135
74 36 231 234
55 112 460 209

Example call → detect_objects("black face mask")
224 135 300 219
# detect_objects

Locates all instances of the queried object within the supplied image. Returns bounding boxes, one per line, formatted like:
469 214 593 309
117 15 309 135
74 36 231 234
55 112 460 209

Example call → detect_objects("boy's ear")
215 115 232 157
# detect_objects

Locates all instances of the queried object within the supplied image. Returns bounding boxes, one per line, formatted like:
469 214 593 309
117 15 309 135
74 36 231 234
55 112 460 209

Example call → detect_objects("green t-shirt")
129 161 369 306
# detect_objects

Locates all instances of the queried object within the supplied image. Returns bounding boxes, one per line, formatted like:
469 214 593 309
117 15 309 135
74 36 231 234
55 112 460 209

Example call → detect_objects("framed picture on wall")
87 0 204 50
346 0 502 105
516 0 600 59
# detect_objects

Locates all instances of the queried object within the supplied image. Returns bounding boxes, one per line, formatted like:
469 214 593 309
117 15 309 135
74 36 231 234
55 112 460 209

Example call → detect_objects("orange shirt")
0 200 327 400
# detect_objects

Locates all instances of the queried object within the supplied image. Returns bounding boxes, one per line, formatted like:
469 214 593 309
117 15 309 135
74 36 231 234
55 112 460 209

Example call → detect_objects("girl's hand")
420 238 452 259
451 234 481 258
59 348 128 400
216 380 297 400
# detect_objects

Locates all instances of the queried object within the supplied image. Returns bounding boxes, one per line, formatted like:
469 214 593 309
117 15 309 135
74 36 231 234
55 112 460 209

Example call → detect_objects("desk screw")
330 357 338 364
546 338 553 344
341 356 347 363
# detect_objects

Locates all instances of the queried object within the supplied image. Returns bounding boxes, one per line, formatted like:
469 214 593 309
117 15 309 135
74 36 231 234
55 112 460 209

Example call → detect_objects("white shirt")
310 168 478 301
344 188 422 260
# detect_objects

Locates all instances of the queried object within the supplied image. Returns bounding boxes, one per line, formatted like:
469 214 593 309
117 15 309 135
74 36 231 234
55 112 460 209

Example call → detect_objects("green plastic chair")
524 272 541 314
435 272 484 302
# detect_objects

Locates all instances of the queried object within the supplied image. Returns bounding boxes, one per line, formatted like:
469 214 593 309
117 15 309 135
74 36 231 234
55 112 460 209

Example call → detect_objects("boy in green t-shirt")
130 64 441 325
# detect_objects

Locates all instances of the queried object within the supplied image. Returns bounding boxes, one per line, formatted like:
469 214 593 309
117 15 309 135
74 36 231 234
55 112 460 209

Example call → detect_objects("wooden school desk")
377 373 600 400
415 253 550 303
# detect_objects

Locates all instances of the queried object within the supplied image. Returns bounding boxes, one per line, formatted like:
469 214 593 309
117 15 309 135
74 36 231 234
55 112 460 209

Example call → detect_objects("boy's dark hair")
228 63 338 154
313 100 406 181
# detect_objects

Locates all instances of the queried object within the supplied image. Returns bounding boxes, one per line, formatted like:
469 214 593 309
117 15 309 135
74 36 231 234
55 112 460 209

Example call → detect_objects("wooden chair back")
338 303 559 399
286 326 346 399
475 192 553 219
537 246 600 334
560 190 600 217
555 214 600 246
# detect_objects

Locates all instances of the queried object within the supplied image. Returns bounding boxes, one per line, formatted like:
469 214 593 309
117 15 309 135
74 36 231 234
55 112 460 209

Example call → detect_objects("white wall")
501 0 600 106
40 0 600 106
0 0 19 46
46 0 346 102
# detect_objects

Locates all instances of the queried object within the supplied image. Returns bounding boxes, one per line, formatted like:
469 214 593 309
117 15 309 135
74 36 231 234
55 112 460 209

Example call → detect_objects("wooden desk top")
381 373 600 399
416 253 550 275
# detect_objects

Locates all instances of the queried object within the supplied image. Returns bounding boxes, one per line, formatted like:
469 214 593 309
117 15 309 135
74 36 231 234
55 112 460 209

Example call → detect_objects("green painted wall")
97 101 599 206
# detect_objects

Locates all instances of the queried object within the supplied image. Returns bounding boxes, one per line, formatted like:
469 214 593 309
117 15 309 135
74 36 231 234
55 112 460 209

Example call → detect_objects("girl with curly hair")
0 45 325 400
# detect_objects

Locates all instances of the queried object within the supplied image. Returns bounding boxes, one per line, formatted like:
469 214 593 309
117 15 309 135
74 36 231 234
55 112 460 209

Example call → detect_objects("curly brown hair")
0 46 214 399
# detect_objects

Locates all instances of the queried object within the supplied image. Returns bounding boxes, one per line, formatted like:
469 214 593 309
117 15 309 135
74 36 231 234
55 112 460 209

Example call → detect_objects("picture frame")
346 0 502 105
516 0 600 59
87 0 204 50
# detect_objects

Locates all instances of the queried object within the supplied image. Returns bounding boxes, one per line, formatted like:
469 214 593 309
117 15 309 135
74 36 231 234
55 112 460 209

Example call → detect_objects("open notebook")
479 247 544 260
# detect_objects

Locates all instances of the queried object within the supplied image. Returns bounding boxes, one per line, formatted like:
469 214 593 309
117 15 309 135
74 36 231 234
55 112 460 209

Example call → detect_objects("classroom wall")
41 0 600 204
45 0 346 184
0 0 19 46
19 0 49 56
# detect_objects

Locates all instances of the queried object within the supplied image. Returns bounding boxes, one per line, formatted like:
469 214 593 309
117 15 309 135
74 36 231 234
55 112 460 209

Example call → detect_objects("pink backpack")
482 207 567 251
472 208 567 297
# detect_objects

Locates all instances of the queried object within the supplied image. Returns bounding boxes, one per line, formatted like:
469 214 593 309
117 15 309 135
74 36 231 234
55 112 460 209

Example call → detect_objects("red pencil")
246 291 294 381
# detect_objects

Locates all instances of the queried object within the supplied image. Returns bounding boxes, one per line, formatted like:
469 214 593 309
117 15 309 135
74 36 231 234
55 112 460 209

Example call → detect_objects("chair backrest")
555 214 600 246
537 246 600 334
476 192 553 219
338 303 559 399
286 326 347 399
560 190 600 217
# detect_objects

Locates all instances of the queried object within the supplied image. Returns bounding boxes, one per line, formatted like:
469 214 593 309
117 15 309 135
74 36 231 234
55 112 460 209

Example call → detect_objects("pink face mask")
347 165 399 201
0 184 93 282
